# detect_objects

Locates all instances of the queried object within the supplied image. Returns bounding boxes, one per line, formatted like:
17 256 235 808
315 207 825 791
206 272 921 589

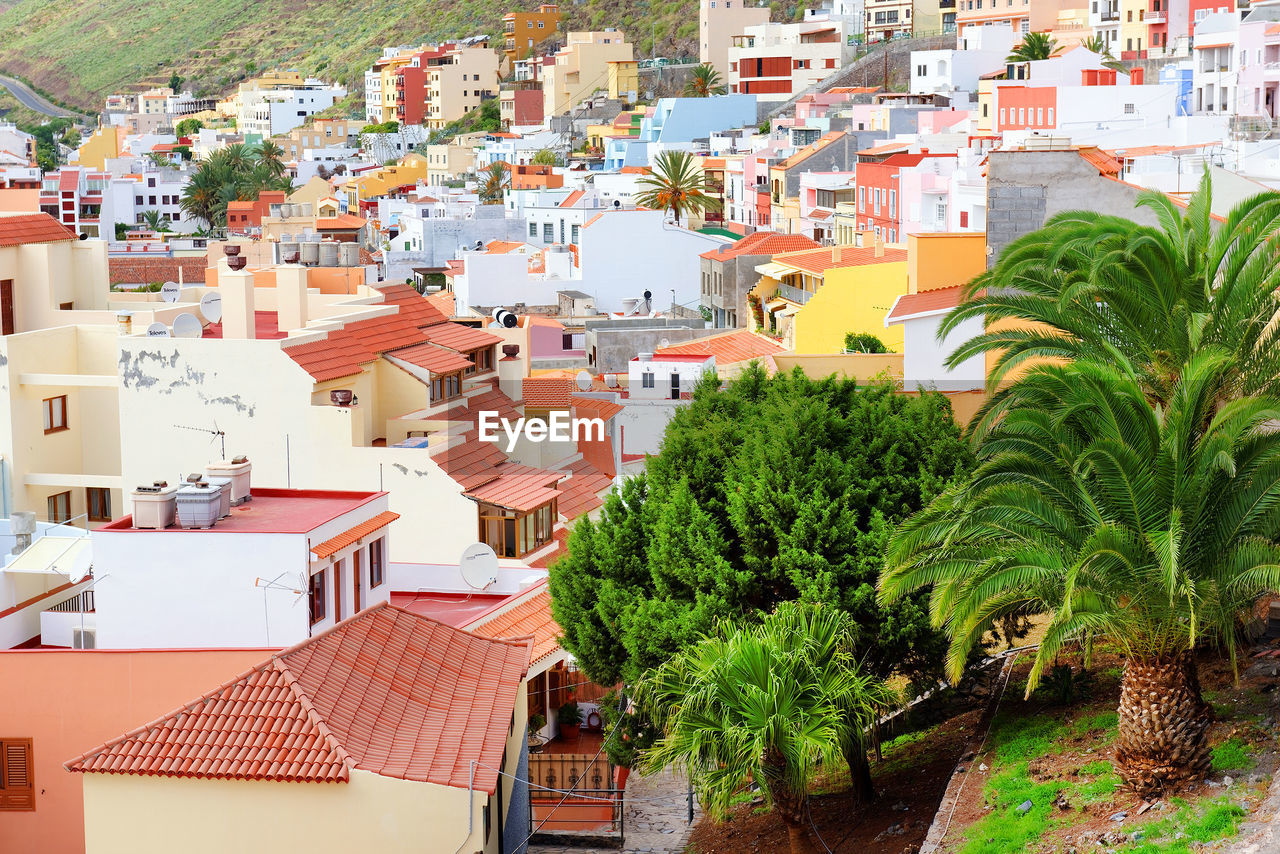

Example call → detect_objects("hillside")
0 0 731 112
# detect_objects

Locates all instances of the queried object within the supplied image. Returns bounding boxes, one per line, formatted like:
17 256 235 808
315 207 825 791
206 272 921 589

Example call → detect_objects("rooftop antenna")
175 421 226 459
459 542 499 591
575 370 592 391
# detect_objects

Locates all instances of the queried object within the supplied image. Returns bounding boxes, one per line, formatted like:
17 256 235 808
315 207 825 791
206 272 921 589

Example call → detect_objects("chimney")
830 245 838 263
276 262 309 332
217 259 257 340
874 235 885 258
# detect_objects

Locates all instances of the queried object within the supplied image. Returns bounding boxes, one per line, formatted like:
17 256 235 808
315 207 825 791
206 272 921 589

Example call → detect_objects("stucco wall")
792 260 909 354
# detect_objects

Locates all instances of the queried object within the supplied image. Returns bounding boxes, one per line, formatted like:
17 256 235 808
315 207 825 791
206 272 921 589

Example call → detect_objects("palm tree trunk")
761 759 820 854
1115 654 1212 796
846 743 876 805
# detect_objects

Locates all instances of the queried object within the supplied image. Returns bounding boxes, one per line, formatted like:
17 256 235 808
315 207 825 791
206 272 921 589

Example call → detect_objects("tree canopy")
549 365 971 687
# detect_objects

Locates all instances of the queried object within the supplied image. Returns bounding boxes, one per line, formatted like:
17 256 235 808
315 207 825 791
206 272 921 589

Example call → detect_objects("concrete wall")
586 319 714 373
900 312 985 391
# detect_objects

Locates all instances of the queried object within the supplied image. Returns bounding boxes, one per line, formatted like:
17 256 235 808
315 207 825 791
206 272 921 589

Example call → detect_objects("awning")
754 261 792 278
311 511 400 558
3 536 92 582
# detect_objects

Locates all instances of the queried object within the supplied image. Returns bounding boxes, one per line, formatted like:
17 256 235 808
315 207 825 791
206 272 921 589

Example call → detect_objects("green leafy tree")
168 72 182 93
844 332 889 353
549 366 970 689
139 210 167 232
531 148 558 166
1007 31 1058 62
683 64 726 97
634 150 722 226
639 602 894 854
175 118 203 137
942 173 1280 438
179 141 292 230
880 352 1280 796
114 222 130 240
479 162 509 204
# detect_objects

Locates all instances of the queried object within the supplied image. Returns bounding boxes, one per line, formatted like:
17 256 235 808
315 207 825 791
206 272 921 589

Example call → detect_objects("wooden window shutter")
0 739 35 811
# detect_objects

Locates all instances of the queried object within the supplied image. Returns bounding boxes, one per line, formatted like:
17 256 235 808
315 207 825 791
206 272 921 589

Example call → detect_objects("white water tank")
319 242 339 267
300 242 320 265
340 243 360 266
206 458 252 504
131 485 178 529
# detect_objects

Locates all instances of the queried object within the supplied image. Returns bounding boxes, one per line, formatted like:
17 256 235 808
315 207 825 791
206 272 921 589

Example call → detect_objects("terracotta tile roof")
425 290 455 316
1076 146 1121 176
655 329 786 364
310 510 401 558
389 342 474 374
619 166 650 174
466 581 562 664
528 527 571 568
857 141 912 156
554 457 612 518
465 466 563 511
58 171 78 192
423 322 503 353
559 189 586 208
699 231 819 261
315 214 367 230
0 213 77 247
434 430 512 489
467 386 522 422
771 244 907 276
885 285 965 323
570 394 624 422
66 603 531 794
809 209 832 220
523 377 574 409
485 240 526 254
525 314 565 329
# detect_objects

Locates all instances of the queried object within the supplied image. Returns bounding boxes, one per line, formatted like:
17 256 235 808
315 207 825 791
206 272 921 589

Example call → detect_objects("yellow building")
1118 0 1149 55
274 118 358 162
543 31 635 118
750 237 910 352
342 153 434 211
503 3 562 62
607 60 639 103
76 126 123 171
425 142 478 184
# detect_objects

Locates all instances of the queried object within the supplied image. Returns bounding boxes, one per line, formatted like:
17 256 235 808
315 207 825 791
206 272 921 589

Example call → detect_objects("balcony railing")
1146 11 1165 23
529 753 613 794
777 283 813 305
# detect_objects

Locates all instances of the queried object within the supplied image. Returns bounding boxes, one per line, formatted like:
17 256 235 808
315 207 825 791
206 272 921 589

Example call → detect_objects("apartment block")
504 3 562 62
700 0 771 80
543 31 636 118
727 21 855 103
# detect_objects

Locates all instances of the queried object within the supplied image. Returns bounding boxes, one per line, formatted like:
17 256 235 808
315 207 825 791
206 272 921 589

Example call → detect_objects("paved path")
0 74 79 118
529 767 700 854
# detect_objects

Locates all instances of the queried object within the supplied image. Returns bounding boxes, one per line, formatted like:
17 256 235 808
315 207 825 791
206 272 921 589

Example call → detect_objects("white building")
884 286 984 392
92 486 395 649
238 79 347 138
911 24 1016 98
700 0 772 80
627 352 716 400
1192 12 1240 115
0 516 93 649
727 20 857 103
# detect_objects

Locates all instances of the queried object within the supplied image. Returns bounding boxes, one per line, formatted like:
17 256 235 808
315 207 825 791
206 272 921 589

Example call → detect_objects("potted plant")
599 690 658 790
529 713 546 735
557 701 582 740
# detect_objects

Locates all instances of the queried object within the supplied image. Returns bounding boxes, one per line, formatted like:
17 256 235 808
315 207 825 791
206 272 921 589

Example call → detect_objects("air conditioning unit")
72 626 97 650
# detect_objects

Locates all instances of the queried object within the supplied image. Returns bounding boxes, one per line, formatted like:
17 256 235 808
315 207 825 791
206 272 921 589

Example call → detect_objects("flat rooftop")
101 488 384 534
391 590 511 626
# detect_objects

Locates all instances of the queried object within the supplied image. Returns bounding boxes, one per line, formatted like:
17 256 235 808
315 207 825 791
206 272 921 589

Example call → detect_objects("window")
0 739 34 811
473 347 493 373
960 210 969 228
888 189 896 217
858 186 865 212
1124 103 1135 114
87 488 111 522
1036 107 1043 125
529 222 537 238
431 371 463 402
310 569 327 624
43 396 67 433
642 372 655 388
542 222 553 242
478 500 556 557
369 537 385 588
1047 107 1054 125
571 223 579 243
47 491 71 524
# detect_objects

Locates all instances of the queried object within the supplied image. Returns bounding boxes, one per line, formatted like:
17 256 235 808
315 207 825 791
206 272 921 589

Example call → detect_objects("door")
0 280 13 335
333 559 343 621
352 549 362 614
670 373 680 400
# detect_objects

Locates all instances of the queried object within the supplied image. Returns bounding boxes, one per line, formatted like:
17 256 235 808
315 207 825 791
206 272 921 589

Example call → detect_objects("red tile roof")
771 244 907 276
315 214 367 230
466 581 562 664
66 603 531 794
554 457 612 518
570 394 624 422
58 171 78 192
467 386 522 422
559 189 586 208
699 231 819 261
655 329 786 364
0 213 77 247
776 131 845 170
425 290 455 317
310 510 400 558
389 342 474 374
423 322 503 353
464 466 563 512
885 285 965 323
523 377 574 409
434 430 512 490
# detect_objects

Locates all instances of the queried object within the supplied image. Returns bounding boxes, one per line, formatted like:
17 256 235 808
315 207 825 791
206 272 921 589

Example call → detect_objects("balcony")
1100 10 1119 21
1146 11 1165 23
777 283 813 305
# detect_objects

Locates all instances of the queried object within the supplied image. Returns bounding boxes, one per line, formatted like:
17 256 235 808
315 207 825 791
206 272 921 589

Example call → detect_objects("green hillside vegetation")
0 0 784 112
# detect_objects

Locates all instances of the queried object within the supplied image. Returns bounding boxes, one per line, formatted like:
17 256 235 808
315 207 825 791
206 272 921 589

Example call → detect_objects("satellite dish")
576 370 592 391
460 543 499 590
172 313 203 339
604 373 618 388
643 289 653 301
160 281 181 303
199 292 223 323
659 338 670 348
145 322 171 338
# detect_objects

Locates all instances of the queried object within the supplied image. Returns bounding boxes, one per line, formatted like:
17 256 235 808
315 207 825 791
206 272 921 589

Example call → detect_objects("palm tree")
479 162 509 204
139 209 165 231
880 352 1280 796
941 174 1280 438
639 602 893 854
179 167 225 229
255 140 287 178
1007 31 1058 62
634 150 722 226
684 64 726 98
1080 34 1115 61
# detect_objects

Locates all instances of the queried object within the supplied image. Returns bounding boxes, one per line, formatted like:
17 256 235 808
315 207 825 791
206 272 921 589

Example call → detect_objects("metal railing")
777 283 813 305
529 753 613 793
47 589 94 613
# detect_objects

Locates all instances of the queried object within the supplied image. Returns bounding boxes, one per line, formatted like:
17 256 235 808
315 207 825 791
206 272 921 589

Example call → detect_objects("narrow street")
529 767 700 854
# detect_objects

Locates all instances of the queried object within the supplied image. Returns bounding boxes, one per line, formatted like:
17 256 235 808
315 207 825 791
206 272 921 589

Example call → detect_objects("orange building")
503 4 562 62
510 162 565 190
0 648 270 854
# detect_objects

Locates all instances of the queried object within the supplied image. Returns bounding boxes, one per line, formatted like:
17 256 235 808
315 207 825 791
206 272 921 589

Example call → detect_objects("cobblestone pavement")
528 767 700 854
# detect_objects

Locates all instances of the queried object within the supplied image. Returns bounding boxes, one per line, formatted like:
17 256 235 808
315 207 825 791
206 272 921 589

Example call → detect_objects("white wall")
900 312 984 391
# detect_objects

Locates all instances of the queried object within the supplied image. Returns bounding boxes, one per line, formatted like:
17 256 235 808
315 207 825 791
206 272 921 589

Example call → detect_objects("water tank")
300 242 320 265
285 204 298 219
319 242 339 267
300 203 313 217
340 243 360 266
279 242 299 263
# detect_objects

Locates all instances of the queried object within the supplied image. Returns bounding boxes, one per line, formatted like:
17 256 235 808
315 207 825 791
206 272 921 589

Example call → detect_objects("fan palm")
1007 31 1058 62
479 162 509 204
639 602 894 854
880 351 1280 796
634 150 722 227
684 64 726 98
942 173 1280 438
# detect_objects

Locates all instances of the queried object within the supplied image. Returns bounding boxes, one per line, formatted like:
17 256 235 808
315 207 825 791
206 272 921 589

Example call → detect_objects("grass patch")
1211 738 1253 772
959 763 1062 854
1126 798 1247 852
1069 711 1119 738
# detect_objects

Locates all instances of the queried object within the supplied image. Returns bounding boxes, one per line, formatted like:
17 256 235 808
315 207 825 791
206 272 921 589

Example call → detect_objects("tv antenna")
175 421 226 459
